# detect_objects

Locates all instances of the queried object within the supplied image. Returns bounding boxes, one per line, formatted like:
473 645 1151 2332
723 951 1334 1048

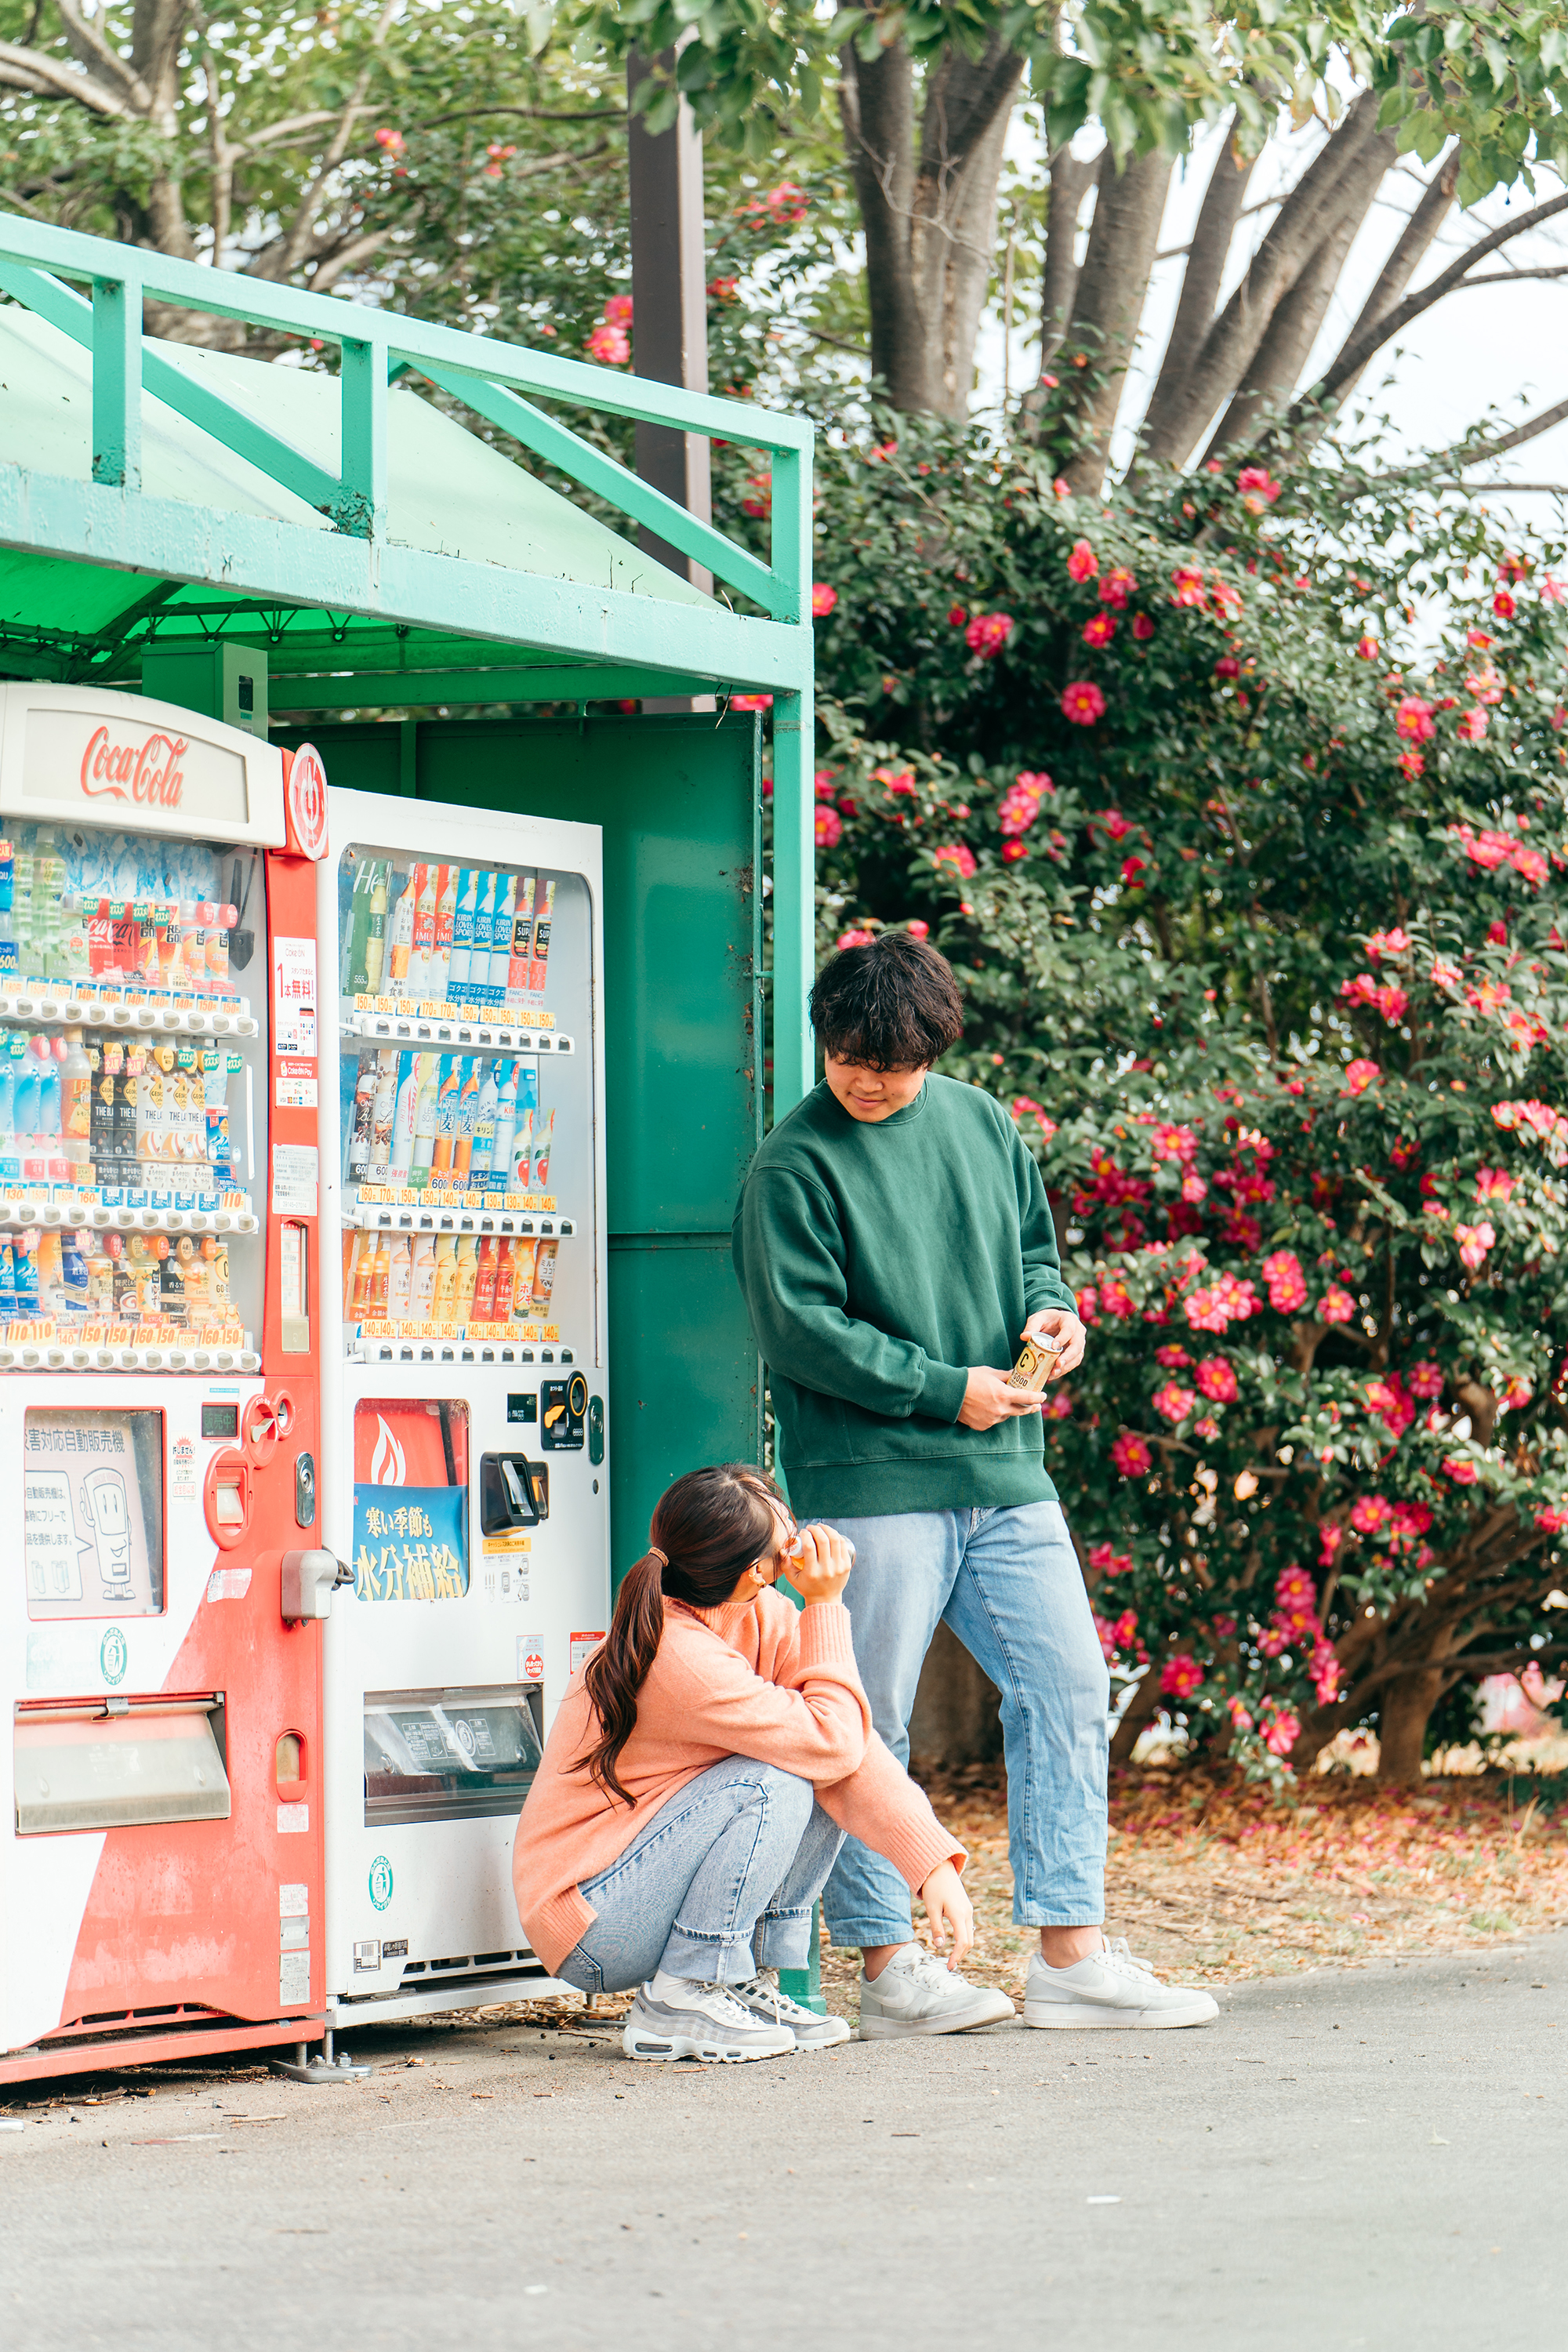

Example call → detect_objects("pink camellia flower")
1430 957 1461 990
1111 1430 1153 1478
1120 855 1148 889
1131 612 1156 641
1263 1709 1301 1757
873 764 916 797
1214 655 1242 680
837 927 874 949
1261 1248 1308 1312
1151 1120 1196 1161
1066 539 1098 583
1184 1274 1260 1334
1366 927 1410 960
1229 1697 1254 1731
1456 707 1488 743
740 472 771 517
815 769 839 801
375 126 406 155
948 604 967 626
1160 1654 1203 1700
905 919 929 940
1193 1414 1220 1440
1349 1494 1390 1534
1356 635 1379 660
965 612 1014 658
1153 1381 1197 1424
604 293 633 327
1537 1503 1568 1532
1196 1357 1239 1403
1001 840 1029 863
1475 1167 1515 1203
730 692 772 710
1465 666 1504 704
811 584 838 619
1443 1457 1480 1486
1083 612 1117 647
1406 1360 1443 1399
1494 589 1516 620
1237 465 1281 510
1319 1287 1356 1323
1062 681 1107 725
1100 566 1137 608
1344 1058 1380 1095
1398 750 1425 779
586 323 631 365
1155 1344 1192 1369
1053 476 1072 499
1396 695 1436 742
1454 1220 1495 1272
931 842 977 880
1498 1376 1532 1413
815 806 844 849
1181 1171 1207 1203
1364 1374 1414 1439
707 275 739 303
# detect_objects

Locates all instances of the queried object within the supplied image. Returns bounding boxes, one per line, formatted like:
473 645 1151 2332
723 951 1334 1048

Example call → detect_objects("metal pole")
626 48 713 596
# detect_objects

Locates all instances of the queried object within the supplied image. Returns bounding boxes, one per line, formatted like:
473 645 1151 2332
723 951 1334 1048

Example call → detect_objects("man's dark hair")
809 933 965 1069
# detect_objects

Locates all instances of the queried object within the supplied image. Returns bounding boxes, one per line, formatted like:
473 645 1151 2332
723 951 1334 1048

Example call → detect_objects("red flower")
1099 567 1137 608
586 323 631 365
836 927 873 949
1120 855 1148 888
1062 681 1107 726
706 275 739 303
965 612 1014 659
730 693 771 711
1214 655 1241 680
1356 635 1379 660
948 604 967 627
1494 589 1517 620
811 584 838 619
905 919 929 940
1456 707 1487 743
1082 612 1117 648
1001 840 1029 863
1395 695 1435 742
1066 539 1098 583
1131 614 1156 641
1442 1457 1479 1486
931 843 977 880
1160 1654 1203 1699
603 294 633 327
374 126 406 155
815 806 843 848
1236 466 1282 511
1111 1431 1153 1477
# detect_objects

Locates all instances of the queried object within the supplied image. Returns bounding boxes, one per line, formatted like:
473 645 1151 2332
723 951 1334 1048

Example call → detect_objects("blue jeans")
554 1756 845 1994
822 1500 1109 1947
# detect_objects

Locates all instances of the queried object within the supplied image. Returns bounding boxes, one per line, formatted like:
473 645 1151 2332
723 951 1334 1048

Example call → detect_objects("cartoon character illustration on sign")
82 1466 133 1592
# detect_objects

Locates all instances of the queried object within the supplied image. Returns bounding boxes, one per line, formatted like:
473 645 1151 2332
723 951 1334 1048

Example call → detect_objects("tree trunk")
1376 1667 1446 1784
1139 93 1393 472
1037 147 1100 368
1060 150 1174 492
1202 126 1392 463
1139 122 1258 468
839 27 1022 416
1109 1663 1165 1765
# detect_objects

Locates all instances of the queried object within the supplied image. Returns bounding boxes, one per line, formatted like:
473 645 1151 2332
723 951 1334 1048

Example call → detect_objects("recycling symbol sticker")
100 1626 128 1687
368 1854 394 1912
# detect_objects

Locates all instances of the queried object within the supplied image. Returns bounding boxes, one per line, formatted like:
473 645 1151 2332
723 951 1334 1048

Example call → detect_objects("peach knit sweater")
513 1592 964 1976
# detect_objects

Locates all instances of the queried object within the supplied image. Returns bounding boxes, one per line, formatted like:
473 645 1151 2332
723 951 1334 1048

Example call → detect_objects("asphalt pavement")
2 1932 1563 2352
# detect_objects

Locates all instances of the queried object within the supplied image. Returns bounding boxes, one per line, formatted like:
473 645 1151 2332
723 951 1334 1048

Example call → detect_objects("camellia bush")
793 424 1568 1781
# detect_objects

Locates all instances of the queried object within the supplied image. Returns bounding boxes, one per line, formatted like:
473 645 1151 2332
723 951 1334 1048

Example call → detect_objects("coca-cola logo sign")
285 741 328 861
80 724 188 809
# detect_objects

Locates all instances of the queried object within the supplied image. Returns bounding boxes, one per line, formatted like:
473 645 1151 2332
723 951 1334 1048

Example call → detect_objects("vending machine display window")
335 845 591 1365
363 1682 544 1824
351 1397 469 1601
0 820 265 1362
24 1406 163 1617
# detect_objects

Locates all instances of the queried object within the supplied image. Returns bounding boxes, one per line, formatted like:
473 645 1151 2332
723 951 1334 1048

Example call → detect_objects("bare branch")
0 41 130 116
1291 185 1568 426
53 0 155 110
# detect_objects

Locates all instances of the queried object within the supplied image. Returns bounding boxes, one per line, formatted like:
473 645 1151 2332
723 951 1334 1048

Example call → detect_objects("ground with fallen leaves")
808 1760 1568 2016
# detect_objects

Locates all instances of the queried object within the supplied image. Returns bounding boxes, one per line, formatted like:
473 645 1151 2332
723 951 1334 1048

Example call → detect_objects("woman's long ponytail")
575 1463 784 1807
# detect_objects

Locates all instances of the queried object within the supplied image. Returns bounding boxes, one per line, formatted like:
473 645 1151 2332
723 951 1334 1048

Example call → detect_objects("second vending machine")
318 788 609 2022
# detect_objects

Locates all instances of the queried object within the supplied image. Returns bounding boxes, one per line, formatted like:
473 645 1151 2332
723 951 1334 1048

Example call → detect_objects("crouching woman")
514 1462 970 2063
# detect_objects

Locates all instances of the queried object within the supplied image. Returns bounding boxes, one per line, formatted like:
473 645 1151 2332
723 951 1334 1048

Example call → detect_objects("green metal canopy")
0 212 815 1103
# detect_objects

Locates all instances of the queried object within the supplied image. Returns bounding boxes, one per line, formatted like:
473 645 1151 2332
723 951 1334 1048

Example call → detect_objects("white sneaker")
1023 1937 1219 2030
729 1970 852 2051
622 1980 797 2063
857 1943 1016 2039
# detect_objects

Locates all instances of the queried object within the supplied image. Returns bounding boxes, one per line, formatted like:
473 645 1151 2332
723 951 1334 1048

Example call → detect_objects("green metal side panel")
285 714 762 1586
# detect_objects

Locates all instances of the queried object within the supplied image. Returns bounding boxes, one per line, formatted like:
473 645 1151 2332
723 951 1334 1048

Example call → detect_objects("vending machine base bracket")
271 2035 373 2085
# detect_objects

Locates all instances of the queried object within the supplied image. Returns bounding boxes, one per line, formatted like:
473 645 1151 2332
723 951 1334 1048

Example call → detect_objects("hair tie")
648 1545 668 1567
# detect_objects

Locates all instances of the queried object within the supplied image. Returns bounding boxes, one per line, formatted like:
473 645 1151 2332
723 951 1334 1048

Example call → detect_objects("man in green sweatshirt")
733 933 1217 2037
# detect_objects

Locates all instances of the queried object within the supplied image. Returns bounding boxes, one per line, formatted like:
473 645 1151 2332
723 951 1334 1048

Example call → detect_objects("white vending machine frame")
318 789 609 2024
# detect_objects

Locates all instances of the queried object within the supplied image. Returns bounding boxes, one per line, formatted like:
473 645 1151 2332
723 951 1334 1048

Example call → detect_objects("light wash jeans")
554 1755 845 1995
822 1499 1109 1948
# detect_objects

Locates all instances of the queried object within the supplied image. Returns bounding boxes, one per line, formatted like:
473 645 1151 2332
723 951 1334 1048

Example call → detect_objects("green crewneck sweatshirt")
731 1075 1076 1518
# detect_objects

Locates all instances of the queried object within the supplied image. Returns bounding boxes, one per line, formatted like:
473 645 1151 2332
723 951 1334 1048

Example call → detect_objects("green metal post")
339 336 387 538
770 693 815 1117
91 274 140 492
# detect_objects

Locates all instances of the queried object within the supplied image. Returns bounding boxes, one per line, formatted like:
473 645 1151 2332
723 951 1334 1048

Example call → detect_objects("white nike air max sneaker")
622 1979 797 2063
1023 1937 1219 2030
857 1942 1016 2039
729 1970 853 2050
